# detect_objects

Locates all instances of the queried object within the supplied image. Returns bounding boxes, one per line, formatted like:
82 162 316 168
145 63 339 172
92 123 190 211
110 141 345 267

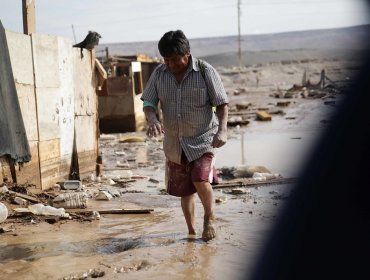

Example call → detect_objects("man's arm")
143 106 163 138
212 103 228 148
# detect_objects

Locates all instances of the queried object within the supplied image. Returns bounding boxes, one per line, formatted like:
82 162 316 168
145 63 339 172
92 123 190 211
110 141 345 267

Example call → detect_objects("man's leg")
193 181 216 241
181 193 196 235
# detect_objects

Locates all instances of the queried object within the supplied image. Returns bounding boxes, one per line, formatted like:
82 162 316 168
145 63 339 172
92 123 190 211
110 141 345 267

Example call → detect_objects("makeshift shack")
97 54 160 133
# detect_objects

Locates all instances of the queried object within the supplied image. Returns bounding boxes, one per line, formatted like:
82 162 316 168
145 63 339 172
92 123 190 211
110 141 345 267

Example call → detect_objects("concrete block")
15 83 38 141
58 37 74 156
73 49 96 116
5 30 34 85
31 33 60 88
35 87 61 141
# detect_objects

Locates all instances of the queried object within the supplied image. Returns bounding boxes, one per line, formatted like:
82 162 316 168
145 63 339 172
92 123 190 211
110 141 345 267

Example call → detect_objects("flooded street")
0 183 292 280
0 94 336 280
0 54 348 279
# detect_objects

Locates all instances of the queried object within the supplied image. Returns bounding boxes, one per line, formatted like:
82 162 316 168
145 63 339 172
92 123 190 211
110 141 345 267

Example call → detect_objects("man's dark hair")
158 30 190 57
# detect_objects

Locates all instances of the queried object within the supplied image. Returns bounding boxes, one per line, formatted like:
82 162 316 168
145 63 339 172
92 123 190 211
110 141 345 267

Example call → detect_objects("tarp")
0 21 31 163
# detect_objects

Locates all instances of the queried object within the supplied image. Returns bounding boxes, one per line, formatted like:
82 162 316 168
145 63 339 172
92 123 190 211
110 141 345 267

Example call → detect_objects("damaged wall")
0 27 98 190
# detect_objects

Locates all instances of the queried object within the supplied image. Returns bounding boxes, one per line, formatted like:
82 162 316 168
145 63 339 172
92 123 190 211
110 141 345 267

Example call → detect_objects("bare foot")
202 215 216 241
187 233 197 240
188 230 196 235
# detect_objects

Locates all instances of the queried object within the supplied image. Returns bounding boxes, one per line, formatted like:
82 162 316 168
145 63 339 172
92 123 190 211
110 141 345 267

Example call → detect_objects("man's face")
163 53 190 75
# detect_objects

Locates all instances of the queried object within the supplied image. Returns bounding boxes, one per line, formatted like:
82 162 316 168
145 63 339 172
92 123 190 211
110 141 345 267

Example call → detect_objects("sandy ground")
0 57 360 280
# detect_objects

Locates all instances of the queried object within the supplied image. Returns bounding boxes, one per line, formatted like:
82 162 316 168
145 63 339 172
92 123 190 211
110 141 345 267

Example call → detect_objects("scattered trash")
149 178 160 184
28 203 69 217
52 192 88 209
256 111 272 121
231 188 249 195
252 172 279 181
0 186 9 193
120 170 133 179
61 180 81 190
215 197 227 203
91 211 101 220
99 187 120 197
0 202 8 223
228 116 250 127
276 101 291 107
95 190 113 200
0 225 15 233
233 88 247 95
235 101 251 110
13 196 28 206
220 165 272 179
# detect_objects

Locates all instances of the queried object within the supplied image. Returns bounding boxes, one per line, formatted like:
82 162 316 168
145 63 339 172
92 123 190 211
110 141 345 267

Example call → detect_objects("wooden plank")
95 58 107 79
39 139 60 162
8 190 41 203
67 208 154 215
22 0 36 35
0 156 12 182
213 177 297 189
39 139 61 190
15 141 41 188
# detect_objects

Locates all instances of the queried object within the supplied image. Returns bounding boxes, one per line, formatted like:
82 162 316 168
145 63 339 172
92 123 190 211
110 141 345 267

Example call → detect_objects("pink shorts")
166 152 219 197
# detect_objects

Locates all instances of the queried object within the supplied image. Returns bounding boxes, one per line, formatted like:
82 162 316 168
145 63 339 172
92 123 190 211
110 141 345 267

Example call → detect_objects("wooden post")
22 0 36 35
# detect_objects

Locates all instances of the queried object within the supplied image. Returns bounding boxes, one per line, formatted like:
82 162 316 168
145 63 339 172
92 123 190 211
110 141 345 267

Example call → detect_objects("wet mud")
0 58 350 280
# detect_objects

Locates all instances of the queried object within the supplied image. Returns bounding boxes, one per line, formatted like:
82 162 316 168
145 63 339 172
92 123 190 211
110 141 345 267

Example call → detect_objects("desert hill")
97 24 370 66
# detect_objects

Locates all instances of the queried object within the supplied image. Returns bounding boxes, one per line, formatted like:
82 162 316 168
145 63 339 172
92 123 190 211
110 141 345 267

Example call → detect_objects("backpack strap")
197 59 216 112
197 58 206 81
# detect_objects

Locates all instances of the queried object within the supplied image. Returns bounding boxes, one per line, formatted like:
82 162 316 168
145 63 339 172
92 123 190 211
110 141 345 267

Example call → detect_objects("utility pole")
72 24 77 44
237 0 242 69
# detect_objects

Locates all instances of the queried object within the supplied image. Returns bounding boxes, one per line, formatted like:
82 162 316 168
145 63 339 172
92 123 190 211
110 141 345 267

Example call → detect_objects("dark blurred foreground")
248 28 370 279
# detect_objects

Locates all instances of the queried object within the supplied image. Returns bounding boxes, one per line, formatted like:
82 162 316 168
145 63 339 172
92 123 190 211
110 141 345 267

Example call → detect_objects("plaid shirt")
141 56 228 164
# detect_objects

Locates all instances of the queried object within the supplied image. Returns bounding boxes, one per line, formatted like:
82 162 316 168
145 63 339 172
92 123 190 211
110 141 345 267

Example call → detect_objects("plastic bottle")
28 203 45 215
0 202 8 223
28 203 66 216
42 205 66 216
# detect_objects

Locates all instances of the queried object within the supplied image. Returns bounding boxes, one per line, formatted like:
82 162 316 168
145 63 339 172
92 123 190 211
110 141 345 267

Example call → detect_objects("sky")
0 0 369 44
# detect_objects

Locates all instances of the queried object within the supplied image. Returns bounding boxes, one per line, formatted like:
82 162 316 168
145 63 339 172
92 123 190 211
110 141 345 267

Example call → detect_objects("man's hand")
212 103 229 148
144 106 164 138
212 129 227 148
147 120 164 138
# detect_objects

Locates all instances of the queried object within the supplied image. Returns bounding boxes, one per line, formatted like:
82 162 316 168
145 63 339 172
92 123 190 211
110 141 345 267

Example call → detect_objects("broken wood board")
8 190 41 203
67 208 154 215
213 177 297 189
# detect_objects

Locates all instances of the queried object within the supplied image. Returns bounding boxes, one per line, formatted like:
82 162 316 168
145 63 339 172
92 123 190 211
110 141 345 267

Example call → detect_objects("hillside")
97 24 370 65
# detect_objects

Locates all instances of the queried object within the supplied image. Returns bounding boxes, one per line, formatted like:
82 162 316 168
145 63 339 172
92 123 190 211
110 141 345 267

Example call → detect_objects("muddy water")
0 99 335 280
218 99 336 177
0 184 290 280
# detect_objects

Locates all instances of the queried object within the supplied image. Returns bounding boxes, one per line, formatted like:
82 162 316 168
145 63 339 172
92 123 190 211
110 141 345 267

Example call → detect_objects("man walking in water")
141 30 229 241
